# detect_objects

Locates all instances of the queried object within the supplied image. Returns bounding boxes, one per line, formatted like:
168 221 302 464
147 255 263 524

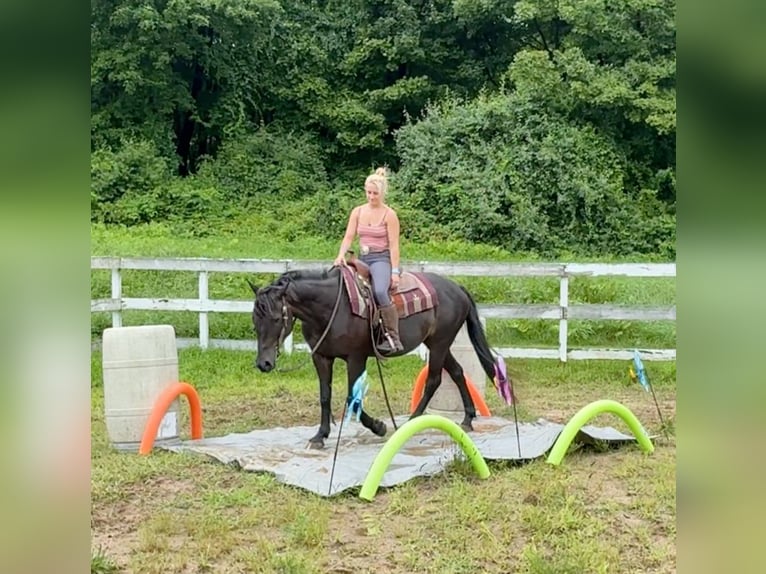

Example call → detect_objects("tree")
509 0 676 201
91 0 289 174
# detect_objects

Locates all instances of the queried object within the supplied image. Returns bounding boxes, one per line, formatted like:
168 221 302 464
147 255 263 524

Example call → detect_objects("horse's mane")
254 267 339 316
281 268 338 282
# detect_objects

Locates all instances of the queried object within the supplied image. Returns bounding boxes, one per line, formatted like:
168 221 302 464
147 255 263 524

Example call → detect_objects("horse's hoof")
461 421 474 433
373 421 387 437
308 438 325 450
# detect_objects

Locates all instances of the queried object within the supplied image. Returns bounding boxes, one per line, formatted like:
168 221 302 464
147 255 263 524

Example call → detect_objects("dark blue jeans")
361 250 392 306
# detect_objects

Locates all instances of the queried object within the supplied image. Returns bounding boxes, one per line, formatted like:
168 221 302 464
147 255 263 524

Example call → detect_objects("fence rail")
90 257 676 362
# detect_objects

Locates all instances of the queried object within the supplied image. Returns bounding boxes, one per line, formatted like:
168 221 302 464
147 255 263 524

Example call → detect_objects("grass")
91 350 676 573
91 546 121 574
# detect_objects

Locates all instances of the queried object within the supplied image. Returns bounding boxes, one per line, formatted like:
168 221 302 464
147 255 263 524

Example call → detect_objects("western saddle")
345 250 372 282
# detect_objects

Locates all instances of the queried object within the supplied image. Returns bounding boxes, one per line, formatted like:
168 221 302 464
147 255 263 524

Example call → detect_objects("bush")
198 127 332 203
153 177 229 237
91 139 173 225
91 139 229 233
394 92 675 257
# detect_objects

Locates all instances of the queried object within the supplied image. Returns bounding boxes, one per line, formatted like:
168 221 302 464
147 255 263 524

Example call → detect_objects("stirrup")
376 332 401 355
376 343 396 355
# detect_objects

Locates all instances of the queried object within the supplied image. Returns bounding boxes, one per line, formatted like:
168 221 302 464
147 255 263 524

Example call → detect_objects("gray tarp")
165 415 640 497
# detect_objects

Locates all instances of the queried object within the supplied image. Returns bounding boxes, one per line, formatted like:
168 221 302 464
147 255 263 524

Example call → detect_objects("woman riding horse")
250 167 515 449
333 167 404 354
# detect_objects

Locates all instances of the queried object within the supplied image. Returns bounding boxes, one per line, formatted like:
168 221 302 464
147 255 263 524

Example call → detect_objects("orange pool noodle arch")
409 366 491 416
139 381 203 455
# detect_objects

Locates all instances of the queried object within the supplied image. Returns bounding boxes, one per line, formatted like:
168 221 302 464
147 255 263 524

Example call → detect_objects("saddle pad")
340 266 369 318
340 267 438 319
392 272 438 318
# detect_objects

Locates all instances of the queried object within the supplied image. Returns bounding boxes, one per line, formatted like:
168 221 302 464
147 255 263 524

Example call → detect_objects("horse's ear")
246 278 259 295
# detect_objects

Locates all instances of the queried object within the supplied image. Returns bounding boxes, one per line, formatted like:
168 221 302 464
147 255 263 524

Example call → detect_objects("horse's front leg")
309 354 334 449
348 355 387 438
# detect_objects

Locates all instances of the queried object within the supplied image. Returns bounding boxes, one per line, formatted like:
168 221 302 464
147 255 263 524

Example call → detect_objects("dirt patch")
91 477 198 570
322 499 412 573
91 497 141 569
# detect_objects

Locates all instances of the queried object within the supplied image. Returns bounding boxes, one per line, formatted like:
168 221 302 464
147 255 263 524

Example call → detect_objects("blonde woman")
334 167 404 353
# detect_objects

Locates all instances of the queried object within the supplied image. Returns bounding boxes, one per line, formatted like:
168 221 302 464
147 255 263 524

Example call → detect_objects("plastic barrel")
102 325 180 451
426 322 487 420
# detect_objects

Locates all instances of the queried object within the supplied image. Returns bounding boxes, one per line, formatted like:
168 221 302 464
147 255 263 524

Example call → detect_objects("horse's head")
249 277 293 372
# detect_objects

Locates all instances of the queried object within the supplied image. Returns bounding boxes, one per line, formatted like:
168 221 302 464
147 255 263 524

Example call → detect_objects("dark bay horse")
249 266 509 449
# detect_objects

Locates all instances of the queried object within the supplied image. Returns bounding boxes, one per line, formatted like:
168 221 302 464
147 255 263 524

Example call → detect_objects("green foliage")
90 0 675 259
91 139 226 232
510 0 676 201
91 139 172 225
91 547 120 574
275 183 363 241
394 92 674 256
91 0 289 172
198 128 331 202
153 176 228 236
390 0 677 258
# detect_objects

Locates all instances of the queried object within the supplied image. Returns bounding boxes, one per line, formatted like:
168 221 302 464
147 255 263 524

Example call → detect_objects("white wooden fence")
90 257 676 362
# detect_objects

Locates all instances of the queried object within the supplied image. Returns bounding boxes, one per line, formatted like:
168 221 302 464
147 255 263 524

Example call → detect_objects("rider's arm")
336 206 360 259
387 209 401 274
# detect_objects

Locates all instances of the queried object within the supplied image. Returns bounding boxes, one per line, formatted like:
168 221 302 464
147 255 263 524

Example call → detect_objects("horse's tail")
461 286 499 382
461 285 517 404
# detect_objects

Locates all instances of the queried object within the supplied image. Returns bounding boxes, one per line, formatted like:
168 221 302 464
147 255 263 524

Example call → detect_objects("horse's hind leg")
347 355 387 438
443 351 477 432
410 343 449 418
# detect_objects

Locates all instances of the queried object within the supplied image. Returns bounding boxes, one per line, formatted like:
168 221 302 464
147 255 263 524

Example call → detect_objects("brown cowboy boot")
377 304 404 354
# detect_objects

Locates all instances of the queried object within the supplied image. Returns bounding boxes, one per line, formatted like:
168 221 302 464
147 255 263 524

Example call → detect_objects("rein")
275 270 344 374
366 302 398 431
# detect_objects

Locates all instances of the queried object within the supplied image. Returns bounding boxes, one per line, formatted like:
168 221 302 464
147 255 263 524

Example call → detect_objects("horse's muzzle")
256 360 273 373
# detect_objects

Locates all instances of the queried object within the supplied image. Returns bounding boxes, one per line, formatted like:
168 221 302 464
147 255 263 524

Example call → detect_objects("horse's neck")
284 278 336 325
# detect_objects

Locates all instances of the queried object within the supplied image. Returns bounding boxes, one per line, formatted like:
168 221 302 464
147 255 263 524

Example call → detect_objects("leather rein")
275 269 344 373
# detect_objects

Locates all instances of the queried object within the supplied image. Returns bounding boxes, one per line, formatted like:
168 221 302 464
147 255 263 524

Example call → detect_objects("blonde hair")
365 166 389 197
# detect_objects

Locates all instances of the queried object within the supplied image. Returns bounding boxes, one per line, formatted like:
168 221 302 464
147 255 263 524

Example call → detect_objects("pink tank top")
357 208 390 252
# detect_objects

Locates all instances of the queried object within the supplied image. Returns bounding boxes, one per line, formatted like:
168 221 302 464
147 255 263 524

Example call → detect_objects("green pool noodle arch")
359 414 490 501
546 399 655 466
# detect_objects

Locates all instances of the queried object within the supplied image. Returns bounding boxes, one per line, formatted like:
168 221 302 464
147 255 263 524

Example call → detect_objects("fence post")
559 272 569 362
111 266 122 328
199 271 209 349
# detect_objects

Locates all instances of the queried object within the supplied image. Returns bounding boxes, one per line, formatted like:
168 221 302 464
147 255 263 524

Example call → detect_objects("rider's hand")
390 273 400 290
333 255 347 267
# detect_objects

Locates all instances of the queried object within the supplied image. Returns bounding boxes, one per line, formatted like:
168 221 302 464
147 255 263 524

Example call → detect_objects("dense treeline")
91 0 675 257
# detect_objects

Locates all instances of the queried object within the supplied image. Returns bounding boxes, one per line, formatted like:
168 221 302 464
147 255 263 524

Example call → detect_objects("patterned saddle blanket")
340 267 439 319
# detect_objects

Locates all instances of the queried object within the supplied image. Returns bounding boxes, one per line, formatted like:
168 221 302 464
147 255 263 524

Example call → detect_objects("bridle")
272 270 344 373
276 301 295 349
